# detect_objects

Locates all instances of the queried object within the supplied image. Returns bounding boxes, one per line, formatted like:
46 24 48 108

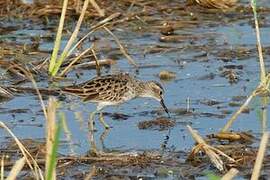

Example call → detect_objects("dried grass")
0 122 44 180
251 132 269 180
6 157 26 180
221 168 239 180
187 125 235 171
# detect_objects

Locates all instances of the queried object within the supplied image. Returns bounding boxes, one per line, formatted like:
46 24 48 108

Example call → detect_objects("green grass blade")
46 115 63 180
49 0 69 75
51 0 90 76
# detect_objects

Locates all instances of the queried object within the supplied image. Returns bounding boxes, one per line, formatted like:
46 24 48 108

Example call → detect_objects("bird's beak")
160 98 170 117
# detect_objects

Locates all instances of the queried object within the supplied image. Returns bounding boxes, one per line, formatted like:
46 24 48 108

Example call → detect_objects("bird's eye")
159 91 163 95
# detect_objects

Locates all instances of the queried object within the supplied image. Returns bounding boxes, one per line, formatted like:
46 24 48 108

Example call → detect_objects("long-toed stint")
61 73 170 129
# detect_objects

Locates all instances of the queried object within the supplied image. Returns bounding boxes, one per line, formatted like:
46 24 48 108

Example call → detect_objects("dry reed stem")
251 0 266 83
67 12 121 58
222 83 270 132
26 69 48 120
0 122 44 180
90 12 121 30
6 157 26 180
45 97 57 180
103 26 138 68
62 0 89 54
251 132 269 180
260 97 268 132
187 125 235 171
220 168 239 180
221 88 257 132
221 0 269 132
91 47 101 76
75 59 116 69
89 0 104 17
1 156 4 180
7 65 47 118
84 165 97 180
60 46 93 77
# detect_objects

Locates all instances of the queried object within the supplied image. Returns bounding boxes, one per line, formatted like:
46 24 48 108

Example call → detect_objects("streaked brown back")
61 73 131 102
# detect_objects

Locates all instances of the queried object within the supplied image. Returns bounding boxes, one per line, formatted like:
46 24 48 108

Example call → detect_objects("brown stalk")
89 0 104 17
60 46 93 77
103 26 137 68
67 13 121 59
91 45 101 76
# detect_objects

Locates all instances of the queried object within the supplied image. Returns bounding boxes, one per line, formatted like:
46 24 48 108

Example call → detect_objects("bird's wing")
62 74 130 102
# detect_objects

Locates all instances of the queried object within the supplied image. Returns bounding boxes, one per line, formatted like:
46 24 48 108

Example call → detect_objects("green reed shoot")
46 114 63 180
49 0 90 77
48 0 68 75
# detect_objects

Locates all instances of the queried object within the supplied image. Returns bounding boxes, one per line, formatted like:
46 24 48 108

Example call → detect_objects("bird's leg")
100 128 110 152
88 110 96 132
88 111 98 154
88 128 98 155
98 112 110 129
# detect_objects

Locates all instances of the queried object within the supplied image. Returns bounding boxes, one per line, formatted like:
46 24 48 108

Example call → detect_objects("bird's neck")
135 81 150 97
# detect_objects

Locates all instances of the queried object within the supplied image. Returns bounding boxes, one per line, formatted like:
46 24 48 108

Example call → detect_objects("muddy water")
0 0 270 178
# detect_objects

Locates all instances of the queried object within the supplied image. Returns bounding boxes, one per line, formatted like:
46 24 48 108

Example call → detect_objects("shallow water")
0 0 270 178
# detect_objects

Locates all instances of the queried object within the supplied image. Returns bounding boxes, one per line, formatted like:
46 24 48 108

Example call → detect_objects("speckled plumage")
61 73 169 114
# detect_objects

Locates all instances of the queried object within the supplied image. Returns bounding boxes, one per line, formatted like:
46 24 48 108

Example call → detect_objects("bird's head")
140 81 170 116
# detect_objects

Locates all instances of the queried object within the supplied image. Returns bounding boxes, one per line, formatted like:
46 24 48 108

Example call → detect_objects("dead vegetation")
0 0 270 179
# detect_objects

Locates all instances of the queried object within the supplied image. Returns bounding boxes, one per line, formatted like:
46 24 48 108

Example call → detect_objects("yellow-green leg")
100 128 110 151
99 112 110 129
88 111 98 155
88 111 96 131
